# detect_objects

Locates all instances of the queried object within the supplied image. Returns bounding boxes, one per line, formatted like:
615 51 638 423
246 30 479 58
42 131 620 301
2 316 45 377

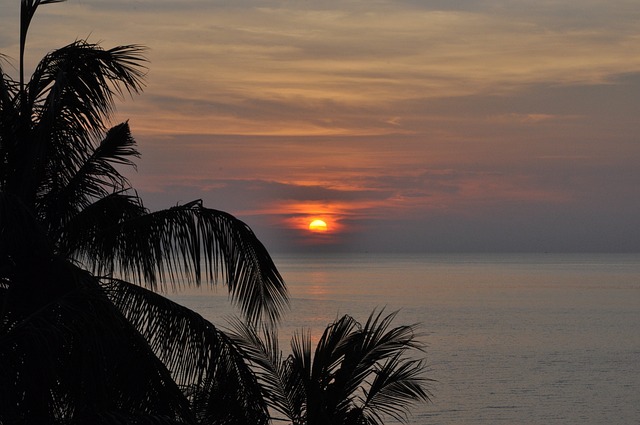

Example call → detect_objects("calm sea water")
168 253 640 425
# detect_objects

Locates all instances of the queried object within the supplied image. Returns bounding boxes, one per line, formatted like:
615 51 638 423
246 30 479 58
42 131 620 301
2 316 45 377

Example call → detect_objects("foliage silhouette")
1 1 287 423
229 309 432 425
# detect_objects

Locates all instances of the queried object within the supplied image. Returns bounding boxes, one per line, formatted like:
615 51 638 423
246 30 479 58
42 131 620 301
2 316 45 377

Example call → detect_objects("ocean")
168 253 640 425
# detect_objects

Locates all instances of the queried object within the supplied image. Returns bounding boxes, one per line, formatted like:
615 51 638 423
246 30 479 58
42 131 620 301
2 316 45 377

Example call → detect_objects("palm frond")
19 1 67 89
54 190 145 258
5 2 296 423
0 191 52 274
16 41 145 206
7 38 146 208
361 355 432 425
0 56 18 112
28 40 146 135
20 0 66 39
315 310 430 424
220 310 432 425
0 62 20 190
40 122 139 239
81 200 288 324
311 314 359 384
332 309 423 404
20 0 66 33
103 278 269 424
227 318 303 421
0 259 194 424
84 413 190 425
289 315 358 423
288 328 313 422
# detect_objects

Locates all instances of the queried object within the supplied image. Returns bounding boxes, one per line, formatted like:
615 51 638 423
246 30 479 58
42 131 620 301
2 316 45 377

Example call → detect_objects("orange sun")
308 219 328 232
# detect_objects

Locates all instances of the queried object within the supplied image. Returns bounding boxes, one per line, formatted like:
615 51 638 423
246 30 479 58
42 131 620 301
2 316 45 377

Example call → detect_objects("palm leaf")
315 310 430 424
0 191 52 273
0 259 194 424
0 60 20 190
103 277 269 424
5 1 295 423
54 190 145 258
80 200 288 324
334 310 423 402
299 315 359 423
311 314 359 384
227 318 303 421
288 328 313 423
40 122 139 239
84 413 190 425
360 355 432 425
17 41 146 207
19 1 67 91
28 40 146 135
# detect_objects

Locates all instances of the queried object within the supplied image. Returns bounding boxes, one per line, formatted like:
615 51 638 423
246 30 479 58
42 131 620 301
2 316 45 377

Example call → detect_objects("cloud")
4 0 640 252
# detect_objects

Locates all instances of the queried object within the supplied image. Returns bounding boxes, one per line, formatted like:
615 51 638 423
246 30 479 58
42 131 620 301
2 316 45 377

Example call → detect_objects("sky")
2 0 640 253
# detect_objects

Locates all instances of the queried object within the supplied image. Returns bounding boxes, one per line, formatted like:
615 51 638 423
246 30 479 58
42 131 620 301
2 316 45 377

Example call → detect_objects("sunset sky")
2 0 639 252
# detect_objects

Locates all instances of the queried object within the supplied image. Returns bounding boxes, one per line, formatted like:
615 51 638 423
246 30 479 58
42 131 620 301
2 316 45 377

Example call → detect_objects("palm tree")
230 309 432 425
0 1 287 423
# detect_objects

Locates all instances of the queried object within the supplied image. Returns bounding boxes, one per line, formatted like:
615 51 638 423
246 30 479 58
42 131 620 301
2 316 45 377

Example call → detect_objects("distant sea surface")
169 253 640 425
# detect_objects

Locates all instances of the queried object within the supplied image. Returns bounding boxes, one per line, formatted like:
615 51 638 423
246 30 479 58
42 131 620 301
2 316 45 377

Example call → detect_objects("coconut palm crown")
1 1 287 423
230 309 433 425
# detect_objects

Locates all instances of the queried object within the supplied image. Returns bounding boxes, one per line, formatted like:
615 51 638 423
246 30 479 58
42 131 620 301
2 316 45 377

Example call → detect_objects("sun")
308 219 328 232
